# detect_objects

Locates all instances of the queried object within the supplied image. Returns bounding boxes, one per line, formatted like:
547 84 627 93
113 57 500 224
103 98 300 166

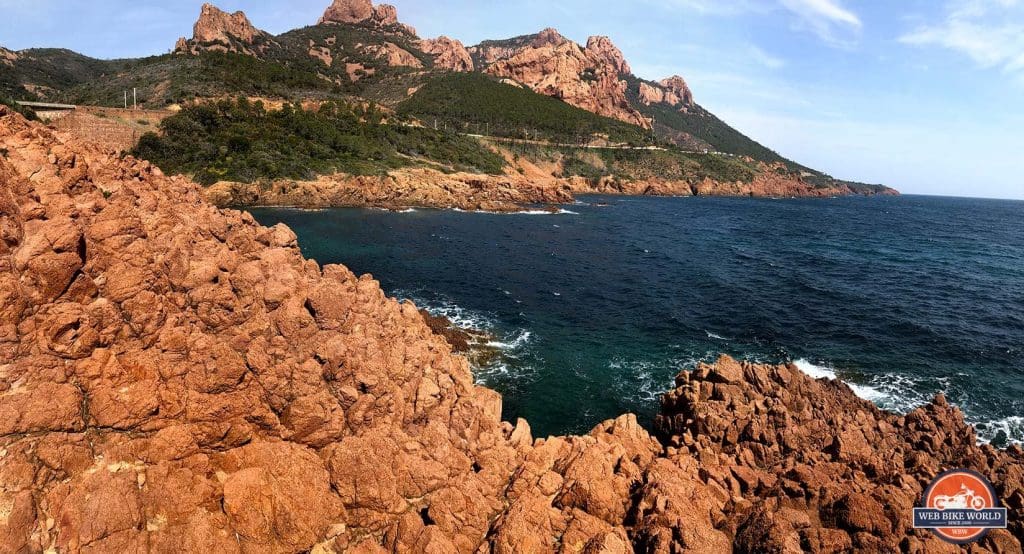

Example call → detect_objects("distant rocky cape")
0 105 1018 551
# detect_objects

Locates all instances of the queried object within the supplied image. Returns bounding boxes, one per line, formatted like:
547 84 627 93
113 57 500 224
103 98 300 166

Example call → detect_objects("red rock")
0 107 1016 552
420 36 475 72
471 30 651 128
174 3 270 55
320 0 373 24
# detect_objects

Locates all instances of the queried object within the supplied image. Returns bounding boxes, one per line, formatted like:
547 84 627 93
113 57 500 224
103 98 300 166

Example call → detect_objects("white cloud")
654 0 863 45
900 0 1024 82
779 0 862 44
749 44 786 68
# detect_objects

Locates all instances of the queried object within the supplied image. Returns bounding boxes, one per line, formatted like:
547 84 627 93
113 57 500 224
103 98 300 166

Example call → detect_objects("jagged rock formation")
364 43 422 68
466 30 700 127
419 36 474 72
638 75 694 111
319 0 416 36
0 107 989 553
469 29 651 128
174 3 271 56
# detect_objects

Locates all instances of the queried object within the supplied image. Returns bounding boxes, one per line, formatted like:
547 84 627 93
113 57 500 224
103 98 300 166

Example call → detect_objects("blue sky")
1 0 1022 199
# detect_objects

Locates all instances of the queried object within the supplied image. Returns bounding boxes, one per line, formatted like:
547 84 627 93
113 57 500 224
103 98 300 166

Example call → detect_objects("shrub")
133 98 506 185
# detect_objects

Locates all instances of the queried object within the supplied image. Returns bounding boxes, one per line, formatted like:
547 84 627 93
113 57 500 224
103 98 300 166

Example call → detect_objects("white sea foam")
394 291 535 385
793 359 1022 445
973 416 1024 445
485 331 532 350
793 359 898 406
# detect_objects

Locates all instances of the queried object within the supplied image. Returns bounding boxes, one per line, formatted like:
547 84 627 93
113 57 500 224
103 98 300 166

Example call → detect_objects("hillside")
396 72 655 145
0 0 897 196
133 97 505 184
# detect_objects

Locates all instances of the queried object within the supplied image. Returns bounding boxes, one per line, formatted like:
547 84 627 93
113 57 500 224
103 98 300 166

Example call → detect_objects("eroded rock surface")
468 30 700 128
420 36 475 72
319 0 416 35
174 3 271 56
638 75 694 111
470 29 651 128
0 106 1017 552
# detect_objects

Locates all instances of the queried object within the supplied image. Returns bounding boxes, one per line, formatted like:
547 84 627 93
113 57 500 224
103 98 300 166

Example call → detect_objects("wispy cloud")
900 0 1024 83
778 0 862 45
749 44 786 68
651 0 862 46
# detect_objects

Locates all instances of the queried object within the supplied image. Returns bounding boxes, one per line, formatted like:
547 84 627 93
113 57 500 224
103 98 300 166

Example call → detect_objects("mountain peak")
659 75 694 108
319 0 416 34
194 3 259 44
533 28 567 47
585 35 630 75
174 3 265 55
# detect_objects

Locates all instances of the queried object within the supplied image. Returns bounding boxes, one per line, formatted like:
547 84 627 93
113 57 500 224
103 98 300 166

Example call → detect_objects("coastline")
1 107 1015 552
202 161 897 212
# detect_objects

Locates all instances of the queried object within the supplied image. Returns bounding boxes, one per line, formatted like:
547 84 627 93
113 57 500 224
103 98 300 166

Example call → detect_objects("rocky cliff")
638 75 694 111
174 3 271 56
419 36 475 72
469 29 651 128
0 106 994 553
466 30 699 127
319 0 416 36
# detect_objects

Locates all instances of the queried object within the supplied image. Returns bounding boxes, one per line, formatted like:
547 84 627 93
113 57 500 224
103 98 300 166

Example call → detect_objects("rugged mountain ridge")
0 107 1015 552
0 0 898 196
164 0 699 131
468 29 694 128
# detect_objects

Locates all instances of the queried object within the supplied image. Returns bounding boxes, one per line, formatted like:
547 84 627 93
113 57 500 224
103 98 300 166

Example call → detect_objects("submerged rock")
0 106 1017 552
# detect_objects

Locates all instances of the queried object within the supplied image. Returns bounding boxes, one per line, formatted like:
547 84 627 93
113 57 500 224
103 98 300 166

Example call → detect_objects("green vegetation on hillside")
133 98 505 185
64 52 344 108
0 48 117 101
398 73 656 145
624 77 815 172
513 143 760 185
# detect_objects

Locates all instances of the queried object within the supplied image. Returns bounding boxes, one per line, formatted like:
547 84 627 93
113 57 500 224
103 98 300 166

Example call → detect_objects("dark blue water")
250 195 1024 444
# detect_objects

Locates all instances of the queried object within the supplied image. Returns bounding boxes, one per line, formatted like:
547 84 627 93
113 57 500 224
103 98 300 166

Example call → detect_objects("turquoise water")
250 195 1024 444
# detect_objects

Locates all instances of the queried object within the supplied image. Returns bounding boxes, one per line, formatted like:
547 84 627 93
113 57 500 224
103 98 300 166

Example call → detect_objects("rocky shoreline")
202 162 897 213
0 106 1016 552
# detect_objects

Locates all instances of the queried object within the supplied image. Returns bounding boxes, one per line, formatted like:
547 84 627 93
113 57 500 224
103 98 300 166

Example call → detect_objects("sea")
250 194 1024 445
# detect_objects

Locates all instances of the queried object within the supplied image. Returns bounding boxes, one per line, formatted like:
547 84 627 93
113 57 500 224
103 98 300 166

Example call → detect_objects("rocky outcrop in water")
0 107 1008 552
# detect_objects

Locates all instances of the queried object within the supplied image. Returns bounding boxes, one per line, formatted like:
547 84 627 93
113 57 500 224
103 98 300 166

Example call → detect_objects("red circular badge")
921 469 999 543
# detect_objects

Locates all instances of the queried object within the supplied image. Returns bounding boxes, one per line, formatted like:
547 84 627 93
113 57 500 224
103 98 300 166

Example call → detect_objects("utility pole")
133 88 137 110
124 91 127 109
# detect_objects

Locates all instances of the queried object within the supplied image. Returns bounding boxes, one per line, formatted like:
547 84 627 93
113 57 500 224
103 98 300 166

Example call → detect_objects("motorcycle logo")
913 469 1007 544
